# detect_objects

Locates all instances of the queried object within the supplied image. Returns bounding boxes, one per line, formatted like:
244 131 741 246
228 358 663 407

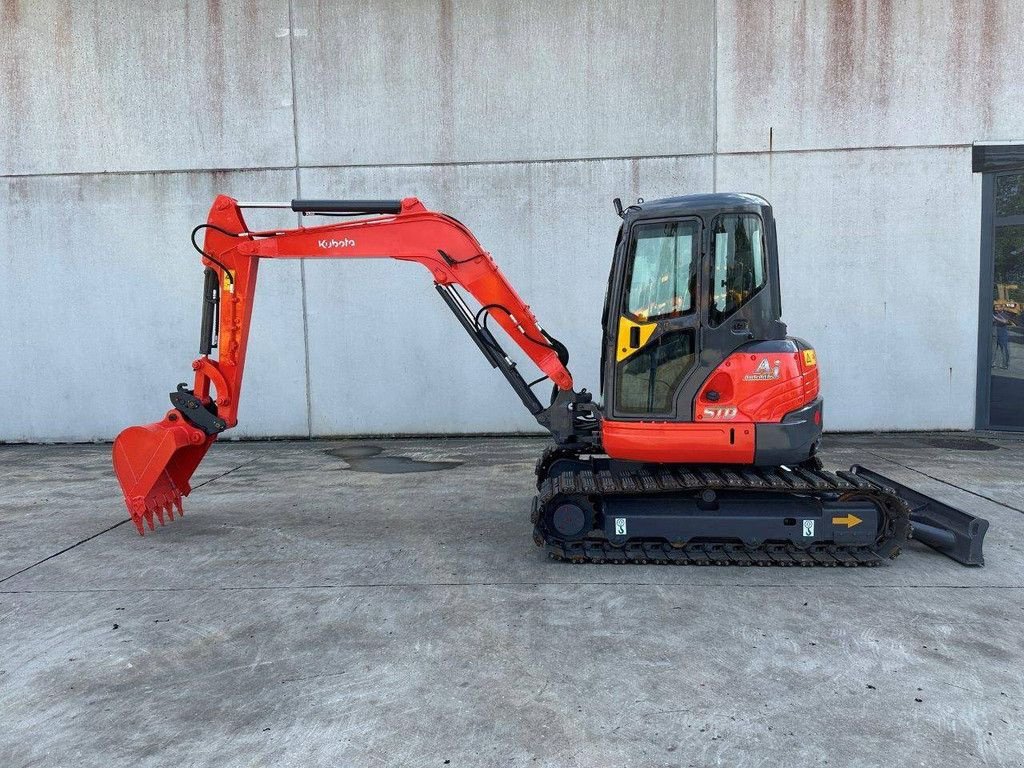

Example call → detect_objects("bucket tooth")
173 496 184 517
143 508 156 531
154 504 166 526
131 513 146 536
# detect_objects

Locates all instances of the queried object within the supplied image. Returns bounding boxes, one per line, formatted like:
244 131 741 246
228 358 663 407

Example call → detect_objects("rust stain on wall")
52 4 72 76
950 0 1004 130
790 0 808 74
732 2 776 97
1 0 24 172
241 0 258 29
977 0 1002 129
788 0 1007 126
205 0 225 93
868 0 895 109
823 0 857 107
437 0 455 157
204 0 226 137
1 0 19 25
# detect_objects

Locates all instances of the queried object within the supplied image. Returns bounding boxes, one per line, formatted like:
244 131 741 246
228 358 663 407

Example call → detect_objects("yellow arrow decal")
832 513 863 528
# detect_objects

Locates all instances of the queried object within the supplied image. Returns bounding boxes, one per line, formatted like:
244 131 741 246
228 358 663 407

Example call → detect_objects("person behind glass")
994 312 1010 370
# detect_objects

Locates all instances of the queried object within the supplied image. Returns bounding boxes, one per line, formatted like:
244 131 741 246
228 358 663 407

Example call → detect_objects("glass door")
980 171 1024 429
612 219 700 418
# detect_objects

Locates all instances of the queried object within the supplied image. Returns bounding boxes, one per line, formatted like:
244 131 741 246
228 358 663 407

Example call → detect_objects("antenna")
613 197 624 218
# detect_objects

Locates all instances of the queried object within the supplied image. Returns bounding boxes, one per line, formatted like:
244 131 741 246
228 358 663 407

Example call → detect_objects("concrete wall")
1 0 1020 441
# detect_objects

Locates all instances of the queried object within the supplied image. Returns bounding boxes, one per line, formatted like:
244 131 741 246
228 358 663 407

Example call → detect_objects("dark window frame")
610 215 703 420
621 219 701 323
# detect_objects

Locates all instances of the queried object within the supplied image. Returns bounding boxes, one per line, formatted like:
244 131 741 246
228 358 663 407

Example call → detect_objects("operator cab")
599 194 820 465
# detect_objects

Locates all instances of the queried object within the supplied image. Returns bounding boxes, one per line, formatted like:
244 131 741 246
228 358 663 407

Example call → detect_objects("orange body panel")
601 419 755 464
601 348 819 464
696 350 819 424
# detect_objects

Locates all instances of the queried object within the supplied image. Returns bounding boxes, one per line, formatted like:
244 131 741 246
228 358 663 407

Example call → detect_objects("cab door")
608 218 702 420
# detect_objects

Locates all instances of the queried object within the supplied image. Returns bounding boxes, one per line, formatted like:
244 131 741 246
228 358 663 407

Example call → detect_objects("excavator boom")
113 196 596 534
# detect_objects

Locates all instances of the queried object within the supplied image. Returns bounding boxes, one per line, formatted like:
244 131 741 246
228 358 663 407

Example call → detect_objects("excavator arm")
113 196 596 534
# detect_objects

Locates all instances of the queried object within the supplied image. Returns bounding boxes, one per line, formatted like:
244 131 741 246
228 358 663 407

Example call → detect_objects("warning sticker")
802 519 815 537
615 518 627 536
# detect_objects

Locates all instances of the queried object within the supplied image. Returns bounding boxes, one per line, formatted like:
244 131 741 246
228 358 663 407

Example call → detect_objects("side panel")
601 338 822 465
695 340 819 424
601 419 755 463
601 410 821 466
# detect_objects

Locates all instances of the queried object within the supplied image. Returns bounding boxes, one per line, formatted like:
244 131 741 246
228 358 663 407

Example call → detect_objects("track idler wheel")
544 498 595 542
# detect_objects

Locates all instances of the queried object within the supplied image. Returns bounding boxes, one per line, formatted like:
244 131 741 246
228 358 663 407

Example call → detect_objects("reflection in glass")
625 222 698 321
711 214 766 326
995 173 1024 218
990 222 1024 428
615 330 696 415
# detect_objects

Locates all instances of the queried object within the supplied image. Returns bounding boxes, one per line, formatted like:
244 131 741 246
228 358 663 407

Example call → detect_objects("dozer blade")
112 413 215 535
851 465 989 566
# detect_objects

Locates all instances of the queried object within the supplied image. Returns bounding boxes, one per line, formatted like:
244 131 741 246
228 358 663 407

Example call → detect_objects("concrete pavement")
1 433 1022 767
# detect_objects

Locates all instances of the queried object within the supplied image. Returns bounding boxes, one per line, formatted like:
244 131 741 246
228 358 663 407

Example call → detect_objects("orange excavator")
112 194 987 566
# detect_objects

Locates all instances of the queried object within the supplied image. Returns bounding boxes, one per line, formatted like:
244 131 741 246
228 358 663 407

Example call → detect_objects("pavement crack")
280 671 349 685
643 708 691 718
0 520 132 585
0 459 257 585
190 459 259 492
865 451 1024 515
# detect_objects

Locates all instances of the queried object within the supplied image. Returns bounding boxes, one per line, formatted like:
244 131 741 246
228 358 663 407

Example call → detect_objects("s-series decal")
702 406 738 420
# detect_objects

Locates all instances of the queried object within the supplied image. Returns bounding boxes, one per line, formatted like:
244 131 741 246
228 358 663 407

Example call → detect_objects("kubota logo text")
318 238 356 249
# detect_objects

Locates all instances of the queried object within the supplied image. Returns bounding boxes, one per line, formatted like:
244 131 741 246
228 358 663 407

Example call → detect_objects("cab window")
624 221 699 321
615 330 696 414
711 214 766 325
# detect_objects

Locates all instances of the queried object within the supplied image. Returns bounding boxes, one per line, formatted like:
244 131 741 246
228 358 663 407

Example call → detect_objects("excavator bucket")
112 413 216 535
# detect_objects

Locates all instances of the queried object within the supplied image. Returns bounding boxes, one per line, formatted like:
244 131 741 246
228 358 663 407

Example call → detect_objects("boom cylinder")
435 284 544 415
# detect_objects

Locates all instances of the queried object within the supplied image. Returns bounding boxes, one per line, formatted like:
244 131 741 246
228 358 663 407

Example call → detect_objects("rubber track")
531 460 911 567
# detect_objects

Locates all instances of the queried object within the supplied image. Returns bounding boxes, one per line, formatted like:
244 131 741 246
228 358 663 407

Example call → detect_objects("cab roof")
624 192 772 221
